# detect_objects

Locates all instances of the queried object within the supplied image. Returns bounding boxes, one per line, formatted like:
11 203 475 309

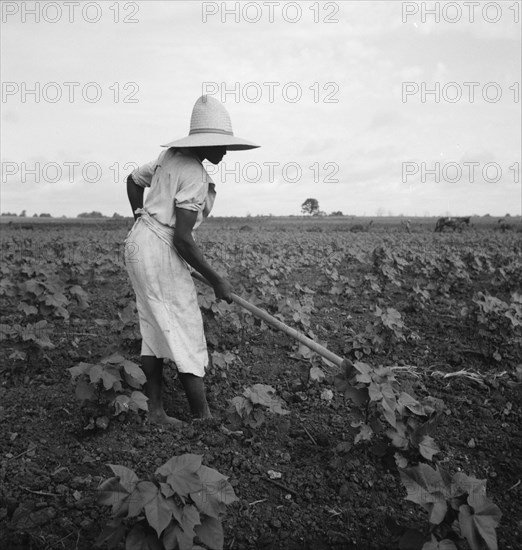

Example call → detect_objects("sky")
1 0 521 217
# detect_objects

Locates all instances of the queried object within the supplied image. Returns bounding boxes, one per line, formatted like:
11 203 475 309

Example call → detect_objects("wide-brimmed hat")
161 95 259 151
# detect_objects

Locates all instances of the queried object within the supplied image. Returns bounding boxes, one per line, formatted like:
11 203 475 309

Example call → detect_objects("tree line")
1 211 126 219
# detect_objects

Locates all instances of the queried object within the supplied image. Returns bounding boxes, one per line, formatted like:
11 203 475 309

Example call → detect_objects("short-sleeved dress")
124 148 216 377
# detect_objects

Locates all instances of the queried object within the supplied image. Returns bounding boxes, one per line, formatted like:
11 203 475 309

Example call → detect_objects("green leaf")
102 353 126 364
368 382 382 402
198 466 237 506
427 501 448 525
399 392 426 416
159 481 175 498
18 302 38 316
343 385 369 406
113 394 131 415
419 435 440 461
68 284 89 307
143 486 173 538
231 396 253 418
166 496 183 524
195 516 224 550
130 391 148 411
44 292 69 309
123 360 147 388
161 522 179 550
453 472 487 509
125 523 163 550
211 350 236 369
136 481 159 505
179 504 201 538
387 426 408 450
190 466 237 518
353 361 372 376
400 464 450 502
380 395 397 428
243 384 289 415
23 279 44 297
89 364 104 385
127 488 144 518
97 477 130 514
162 522 193 550
162 505 200 550
399 464 450 524
459 500 501 550
354 423 373 444
23 320 54 348
69 362 94 380
108 465 139 493
355 370 372 384
156 454 203 496
75 378 96 402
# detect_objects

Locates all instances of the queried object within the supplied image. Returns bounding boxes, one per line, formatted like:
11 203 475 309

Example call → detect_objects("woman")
125 95 259 425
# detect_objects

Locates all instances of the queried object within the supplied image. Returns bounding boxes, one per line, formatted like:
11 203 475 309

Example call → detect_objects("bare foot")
192 411 213 423
193 410 210 420
148 410 185 427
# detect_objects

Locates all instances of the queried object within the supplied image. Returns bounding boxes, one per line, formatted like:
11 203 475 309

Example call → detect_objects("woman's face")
197 146 227 165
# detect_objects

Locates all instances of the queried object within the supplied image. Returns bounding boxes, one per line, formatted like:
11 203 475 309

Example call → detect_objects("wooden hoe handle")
191 271 345 368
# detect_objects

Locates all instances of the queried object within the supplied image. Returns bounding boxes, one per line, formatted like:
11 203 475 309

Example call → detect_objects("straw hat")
161 95 259 151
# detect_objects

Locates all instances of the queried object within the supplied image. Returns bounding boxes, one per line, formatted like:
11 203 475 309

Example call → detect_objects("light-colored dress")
124 148 216 377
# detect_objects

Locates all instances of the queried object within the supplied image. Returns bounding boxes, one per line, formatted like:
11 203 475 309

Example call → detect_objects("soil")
1 219 521 550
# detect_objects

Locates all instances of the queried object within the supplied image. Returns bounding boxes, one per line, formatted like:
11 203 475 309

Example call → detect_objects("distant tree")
39 213 52 217
33 213 38 217
330 211 343 216
112 212 124 219
20 210 27 217
78 211 105 218
301 198 319 216
1 212 17 216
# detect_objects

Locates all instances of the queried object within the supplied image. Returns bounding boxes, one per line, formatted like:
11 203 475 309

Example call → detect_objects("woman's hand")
213 278 233 303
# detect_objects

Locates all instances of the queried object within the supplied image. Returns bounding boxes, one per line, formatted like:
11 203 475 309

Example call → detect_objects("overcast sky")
1 0 520 217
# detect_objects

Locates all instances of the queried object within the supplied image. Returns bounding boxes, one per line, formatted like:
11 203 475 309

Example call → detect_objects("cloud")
1 1 520 217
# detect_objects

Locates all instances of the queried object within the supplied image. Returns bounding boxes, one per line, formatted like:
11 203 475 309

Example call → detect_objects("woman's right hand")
213 278 233 303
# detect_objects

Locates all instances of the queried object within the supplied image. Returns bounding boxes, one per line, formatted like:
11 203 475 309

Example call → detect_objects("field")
1 216 521 550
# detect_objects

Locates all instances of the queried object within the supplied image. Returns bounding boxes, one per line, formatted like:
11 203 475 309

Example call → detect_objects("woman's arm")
126 174 144 220
173 207 232 302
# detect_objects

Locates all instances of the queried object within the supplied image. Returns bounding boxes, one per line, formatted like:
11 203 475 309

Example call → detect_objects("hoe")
191 271 354 374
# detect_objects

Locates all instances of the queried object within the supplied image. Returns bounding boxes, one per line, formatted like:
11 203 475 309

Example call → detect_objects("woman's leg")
141 355 183 426
178 373 212 419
